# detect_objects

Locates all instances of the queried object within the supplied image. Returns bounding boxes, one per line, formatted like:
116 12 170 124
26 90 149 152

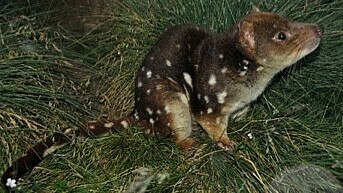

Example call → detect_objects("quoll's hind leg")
135 78 195 151
164 92 196 151
196 114 236 151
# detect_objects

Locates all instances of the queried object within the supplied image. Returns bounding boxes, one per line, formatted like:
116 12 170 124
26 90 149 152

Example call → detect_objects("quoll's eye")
277 32 287 41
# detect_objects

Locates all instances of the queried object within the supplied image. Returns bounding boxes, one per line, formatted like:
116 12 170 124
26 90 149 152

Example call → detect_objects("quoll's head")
234 9 323 72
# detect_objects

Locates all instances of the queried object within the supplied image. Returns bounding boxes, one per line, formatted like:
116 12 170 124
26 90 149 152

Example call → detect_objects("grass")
0 0 342 192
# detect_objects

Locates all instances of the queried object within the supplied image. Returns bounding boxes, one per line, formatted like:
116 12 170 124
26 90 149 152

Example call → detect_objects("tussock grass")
0 0 342 192
0 0 94 178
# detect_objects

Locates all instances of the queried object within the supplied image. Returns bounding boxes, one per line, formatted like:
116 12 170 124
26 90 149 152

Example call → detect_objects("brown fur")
2 9 323 191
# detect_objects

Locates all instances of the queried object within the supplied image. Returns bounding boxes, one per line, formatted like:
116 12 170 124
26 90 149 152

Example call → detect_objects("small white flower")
247 132 253 139
6 178 17 188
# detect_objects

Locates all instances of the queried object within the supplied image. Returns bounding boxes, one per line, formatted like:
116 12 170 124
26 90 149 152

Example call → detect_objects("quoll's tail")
1 115 136 191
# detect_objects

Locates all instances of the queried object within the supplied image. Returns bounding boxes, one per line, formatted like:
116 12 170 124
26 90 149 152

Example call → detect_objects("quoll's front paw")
177 138 198 152
217 138 236 152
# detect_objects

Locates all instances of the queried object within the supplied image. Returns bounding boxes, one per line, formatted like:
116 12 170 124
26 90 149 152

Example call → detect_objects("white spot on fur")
197 93 201 100
156 85 163 90
150 56 154 60
207 108 213 114
208 74 217 85
149 118 155 125
156 110 162 114
166 59 172 67
147 89 151 94
200 111 203 115
134 111 139 119
256 66 264 72
164 106 171 113
146 107 153 115
141 66 145 71
137 81 143 87
221 68 227 73
242 59 249 65
219 54 224 59
204 95 209 103
104 122 114 128
167 123 171 126
183 72 193 88
216 91 228 104
239 71 247 76
147 70 152 78
89 125 95 129
176 44 181 48
121 120 128 128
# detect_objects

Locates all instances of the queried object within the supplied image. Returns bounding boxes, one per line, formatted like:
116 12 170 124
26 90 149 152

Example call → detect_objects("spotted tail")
1 115 136 191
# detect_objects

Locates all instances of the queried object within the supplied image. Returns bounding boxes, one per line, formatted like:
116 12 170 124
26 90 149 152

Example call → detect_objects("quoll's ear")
234 20 256 58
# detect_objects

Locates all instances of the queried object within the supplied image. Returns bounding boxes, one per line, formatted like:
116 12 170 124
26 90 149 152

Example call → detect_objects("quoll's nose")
315 25 324 37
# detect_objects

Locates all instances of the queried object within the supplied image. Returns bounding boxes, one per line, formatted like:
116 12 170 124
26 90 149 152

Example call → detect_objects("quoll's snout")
314 25 324 38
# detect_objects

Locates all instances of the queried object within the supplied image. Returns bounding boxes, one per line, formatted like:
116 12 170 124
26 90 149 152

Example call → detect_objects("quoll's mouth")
309 25 324 51
297 39 320 62
302 25 323 56
307 38 321 53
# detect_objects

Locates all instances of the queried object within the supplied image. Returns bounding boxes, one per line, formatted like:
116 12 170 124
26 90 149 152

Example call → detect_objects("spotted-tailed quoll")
2 8 323 191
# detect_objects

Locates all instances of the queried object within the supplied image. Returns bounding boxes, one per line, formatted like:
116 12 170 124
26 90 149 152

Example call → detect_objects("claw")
177 138 198 152
217 140 236 152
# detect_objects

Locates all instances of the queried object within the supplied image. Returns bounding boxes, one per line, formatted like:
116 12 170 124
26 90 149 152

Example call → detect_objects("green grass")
1 0 342 192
